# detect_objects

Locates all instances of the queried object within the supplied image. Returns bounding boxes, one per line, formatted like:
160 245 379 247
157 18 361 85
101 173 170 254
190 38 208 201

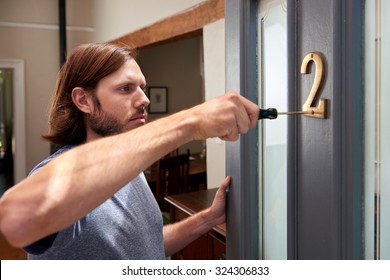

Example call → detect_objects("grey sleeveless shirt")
26 145 165 260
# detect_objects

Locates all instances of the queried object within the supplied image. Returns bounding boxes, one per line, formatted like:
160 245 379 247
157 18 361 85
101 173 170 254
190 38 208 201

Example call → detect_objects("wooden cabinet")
165 189 226 260
208 231 226 260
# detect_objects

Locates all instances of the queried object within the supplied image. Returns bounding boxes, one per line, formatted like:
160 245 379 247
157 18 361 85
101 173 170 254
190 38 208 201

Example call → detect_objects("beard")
87 109 126 137
87 93 147 137
87 107 147 137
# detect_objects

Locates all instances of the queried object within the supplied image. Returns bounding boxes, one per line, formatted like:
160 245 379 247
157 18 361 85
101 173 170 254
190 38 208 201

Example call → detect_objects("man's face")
87 59 150 137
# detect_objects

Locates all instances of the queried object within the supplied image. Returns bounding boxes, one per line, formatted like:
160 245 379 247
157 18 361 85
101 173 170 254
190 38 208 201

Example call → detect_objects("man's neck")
85 126 103 143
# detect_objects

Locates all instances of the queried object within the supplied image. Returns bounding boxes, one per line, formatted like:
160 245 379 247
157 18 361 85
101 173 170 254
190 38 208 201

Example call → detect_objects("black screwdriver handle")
258 108 278 120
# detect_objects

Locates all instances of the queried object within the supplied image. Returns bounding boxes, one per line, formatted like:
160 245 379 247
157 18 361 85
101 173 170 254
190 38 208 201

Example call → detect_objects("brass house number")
301 52 327 119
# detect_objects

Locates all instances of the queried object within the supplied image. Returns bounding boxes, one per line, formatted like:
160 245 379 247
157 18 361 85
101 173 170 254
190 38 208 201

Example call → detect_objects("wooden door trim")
111 0 224 49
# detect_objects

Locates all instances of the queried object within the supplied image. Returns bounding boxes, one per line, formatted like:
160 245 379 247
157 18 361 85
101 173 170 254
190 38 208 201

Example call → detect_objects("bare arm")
163 177 230 257
0 92 258 248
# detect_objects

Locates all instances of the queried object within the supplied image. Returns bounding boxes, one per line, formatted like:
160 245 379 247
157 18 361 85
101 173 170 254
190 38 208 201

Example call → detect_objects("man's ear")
71 87 94 113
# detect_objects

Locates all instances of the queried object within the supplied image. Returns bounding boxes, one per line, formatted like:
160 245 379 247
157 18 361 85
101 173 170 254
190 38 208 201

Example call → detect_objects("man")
0 43 259 259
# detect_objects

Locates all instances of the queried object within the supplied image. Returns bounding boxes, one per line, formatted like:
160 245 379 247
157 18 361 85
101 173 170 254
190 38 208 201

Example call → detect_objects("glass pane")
380 0 390 260
257 0 287 260
364 0 390 260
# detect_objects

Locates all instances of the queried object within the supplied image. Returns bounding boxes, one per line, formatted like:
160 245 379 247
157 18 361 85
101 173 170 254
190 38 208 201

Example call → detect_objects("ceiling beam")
111 0 224 49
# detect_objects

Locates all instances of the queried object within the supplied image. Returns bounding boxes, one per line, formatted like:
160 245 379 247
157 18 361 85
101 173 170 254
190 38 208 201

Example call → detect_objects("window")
258 0 288 259
364 0 390 260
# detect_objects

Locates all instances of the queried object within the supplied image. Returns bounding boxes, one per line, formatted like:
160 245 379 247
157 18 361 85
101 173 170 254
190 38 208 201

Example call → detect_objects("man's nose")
135 89 150 109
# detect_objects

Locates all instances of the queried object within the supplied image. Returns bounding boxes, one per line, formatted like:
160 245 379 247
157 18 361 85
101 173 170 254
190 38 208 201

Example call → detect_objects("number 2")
301 52 327 119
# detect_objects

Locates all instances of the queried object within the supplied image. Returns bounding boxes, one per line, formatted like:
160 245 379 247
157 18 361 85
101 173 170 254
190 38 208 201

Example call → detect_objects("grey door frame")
225 0 364 259
225 0 259 260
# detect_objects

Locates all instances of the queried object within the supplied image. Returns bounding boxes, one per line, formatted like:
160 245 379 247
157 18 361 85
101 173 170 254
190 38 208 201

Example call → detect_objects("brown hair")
43 43 137 145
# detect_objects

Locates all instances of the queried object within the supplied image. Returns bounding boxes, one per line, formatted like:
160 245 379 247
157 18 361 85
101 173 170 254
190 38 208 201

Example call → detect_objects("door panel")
289 0 363 259
296 0 336 258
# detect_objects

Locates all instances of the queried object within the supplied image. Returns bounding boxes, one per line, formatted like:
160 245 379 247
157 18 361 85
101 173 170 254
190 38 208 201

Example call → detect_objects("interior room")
0 0 226 260
2 0 389 262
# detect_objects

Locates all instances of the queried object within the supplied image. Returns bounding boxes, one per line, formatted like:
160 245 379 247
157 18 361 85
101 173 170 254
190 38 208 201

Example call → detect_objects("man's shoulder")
29 145 76 176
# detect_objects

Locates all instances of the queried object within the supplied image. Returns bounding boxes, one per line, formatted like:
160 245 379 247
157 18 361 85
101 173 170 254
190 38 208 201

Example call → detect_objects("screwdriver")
258 108 313 120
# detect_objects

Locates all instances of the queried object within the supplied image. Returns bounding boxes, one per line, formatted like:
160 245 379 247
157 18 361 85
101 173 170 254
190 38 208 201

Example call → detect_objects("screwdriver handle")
258 108 278 120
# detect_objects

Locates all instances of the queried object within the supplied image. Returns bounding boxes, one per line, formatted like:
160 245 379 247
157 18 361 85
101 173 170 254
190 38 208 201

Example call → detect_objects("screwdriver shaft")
258 108 314 120
278 110 313 115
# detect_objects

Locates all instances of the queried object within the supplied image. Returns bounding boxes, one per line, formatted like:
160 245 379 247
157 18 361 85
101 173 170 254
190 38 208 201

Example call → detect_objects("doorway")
0 68 13 194
0 60 26 195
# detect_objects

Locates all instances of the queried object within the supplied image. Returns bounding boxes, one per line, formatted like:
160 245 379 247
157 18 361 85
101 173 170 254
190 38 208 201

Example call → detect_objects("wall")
93 0 205 42
203 19 225 188
0 0 94 175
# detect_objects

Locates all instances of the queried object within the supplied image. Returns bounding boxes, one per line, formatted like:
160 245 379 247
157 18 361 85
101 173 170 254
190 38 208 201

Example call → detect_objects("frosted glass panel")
380 0 390 260
257 0 287 260
364 0 390 260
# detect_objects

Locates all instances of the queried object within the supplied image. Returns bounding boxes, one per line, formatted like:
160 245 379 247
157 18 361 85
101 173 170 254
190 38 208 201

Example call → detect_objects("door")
226 0 364 259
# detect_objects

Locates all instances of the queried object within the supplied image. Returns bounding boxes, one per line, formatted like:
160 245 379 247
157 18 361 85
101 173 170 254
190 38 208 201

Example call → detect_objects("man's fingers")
218 176 231 194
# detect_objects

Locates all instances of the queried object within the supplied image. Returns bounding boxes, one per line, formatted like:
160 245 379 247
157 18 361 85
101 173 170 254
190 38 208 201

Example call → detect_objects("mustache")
128 107 148 121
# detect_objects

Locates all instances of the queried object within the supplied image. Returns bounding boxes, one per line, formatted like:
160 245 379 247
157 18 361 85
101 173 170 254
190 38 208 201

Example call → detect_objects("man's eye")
120 85 131 92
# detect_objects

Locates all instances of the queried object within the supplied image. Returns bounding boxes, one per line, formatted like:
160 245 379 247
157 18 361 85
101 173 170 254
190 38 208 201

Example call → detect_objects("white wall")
93 0 206 42
203 19 226 189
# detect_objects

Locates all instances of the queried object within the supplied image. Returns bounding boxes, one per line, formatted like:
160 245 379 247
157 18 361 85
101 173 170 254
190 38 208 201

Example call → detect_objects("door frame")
225 0 259 260
225 0 364 259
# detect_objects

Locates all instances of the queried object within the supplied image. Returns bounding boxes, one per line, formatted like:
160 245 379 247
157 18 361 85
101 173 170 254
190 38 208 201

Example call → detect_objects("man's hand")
188 91 259 141
162 176 231 256
206 176 231 226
